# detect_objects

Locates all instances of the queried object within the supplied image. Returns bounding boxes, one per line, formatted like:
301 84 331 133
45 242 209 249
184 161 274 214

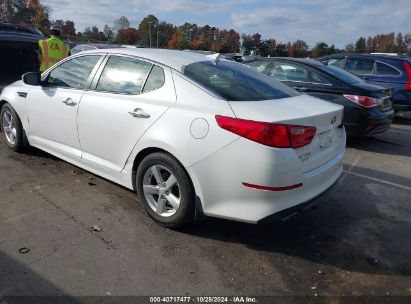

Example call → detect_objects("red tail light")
403 60 411 91
343 94 378 107
215 116 316 149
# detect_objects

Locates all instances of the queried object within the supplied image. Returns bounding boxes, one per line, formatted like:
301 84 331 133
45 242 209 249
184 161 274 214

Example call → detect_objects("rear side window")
310 71 331 85
184 61 298 101
318 65 364 84
376 62 401 76
346 59 374 75
246 60 271 73
143 65 165 93
96 56 152 94
47 55 101 89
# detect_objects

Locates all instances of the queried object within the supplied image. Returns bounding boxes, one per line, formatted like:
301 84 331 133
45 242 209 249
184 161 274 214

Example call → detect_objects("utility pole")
148 21 153 48
157 28 161 48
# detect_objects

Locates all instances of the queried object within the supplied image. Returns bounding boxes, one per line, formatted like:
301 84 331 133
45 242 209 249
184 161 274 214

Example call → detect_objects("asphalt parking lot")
0 117 410 302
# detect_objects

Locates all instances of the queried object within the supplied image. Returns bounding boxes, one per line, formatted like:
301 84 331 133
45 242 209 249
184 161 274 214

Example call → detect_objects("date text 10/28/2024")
150 297 258 303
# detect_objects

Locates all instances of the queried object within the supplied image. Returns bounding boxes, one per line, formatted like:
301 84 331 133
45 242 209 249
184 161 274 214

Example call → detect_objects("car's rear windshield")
318 64 365 84
183 60 299 101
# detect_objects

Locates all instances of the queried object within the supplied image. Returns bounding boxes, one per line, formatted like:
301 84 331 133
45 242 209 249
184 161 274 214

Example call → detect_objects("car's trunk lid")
351 82 394 111
228 94 344 172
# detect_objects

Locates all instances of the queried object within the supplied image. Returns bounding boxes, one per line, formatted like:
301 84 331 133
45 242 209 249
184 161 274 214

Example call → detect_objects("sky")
42 0 410 48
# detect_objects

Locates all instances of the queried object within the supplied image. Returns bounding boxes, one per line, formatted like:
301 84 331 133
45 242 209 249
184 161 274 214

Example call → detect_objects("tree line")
1 0 410 57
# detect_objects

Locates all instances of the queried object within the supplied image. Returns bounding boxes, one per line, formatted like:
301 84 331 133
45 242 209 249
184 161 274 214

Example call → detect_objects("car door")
267 60 316 93
26 54 103 158
77 55 176 173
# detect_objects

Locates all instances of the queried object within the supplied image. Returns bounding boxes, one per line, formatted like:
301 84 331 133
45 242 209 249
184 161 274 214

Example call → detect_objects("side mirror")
22 72 41 86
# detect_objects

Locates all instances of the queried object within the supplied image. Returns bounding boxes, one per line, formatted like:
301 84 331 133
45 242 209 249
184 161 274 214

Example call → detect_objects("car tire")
136 152 195 228
0 103 28 152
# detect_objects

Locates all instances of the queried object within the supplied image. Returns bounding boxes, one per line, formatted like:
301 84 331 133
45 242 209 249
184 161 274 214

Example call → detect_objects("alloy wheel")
2 110 17 145
143 165 181 217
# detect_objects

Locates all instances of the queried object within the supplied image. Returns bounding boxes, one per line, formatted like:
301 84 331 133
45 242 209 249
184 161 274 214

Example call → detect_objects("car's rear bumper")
345 107 394 137
393 93 411 111
258 176 340 224
189 130 346 223
393 103 411 112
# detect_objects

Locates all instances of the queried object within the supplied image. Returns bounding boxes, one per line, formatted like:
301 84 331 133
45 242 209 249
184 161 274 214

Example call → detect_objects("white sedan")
0 49 346 227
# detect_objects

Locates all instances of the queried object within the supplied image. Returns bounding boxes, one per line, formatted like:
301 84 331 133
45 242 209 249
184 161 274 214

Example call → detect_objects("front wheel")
136 152 195 228
0 103 27 152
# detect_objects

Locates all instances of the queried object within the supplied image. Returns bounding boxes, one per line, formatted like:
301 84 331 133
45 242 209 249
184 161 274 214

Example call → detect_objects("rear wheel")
0 103 27 152
136 152 195 228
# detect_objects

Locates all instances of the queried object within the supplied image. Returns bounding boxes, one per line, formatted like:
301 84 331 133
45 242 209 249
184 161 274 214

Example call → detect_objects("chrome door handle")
129 108 150 119
62 98 77 106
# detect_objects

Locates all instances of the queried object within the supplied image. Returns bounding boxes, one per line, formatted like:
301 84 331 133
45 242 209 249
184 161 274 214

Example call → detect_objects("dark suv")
318 54 411 112
0 23 44 92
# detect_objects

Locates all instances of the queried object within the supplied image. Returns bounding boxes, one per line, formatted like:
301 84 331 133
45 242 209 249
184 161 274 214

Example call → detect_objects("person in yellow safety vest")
38 26 70 73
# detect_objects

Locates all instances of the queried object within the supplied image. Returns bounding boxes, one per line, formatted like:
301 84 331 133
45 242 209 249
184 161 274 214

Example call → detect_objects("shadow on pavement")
179 167 411 278
0 251 79 303
346 133 410 157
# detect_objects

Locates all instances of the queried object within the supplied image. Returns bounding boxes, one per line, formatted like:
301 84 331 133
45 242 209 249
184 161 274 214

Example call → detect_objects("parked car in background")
244 57 394 136
0 23 43 92
220 53 244 62
0 49 345 227
70 43 123 54
318 54 411 112
121 45 146 48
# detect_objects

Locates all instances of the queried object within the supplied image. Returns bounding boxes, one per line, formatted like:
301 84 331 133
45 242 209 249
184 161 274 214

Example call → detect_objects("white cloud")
42 0 411 48
230 0 411 47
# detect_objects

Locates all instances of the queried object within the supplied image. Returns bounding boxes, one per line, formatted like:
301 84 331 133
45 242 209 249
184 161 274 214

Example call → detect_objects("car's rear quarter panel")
123 72 240 202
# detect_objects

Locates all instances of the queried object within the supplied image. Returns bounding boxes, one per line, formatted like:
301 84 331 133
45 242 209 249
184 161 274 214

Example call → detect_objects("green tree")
241 34 254 55
355 37 366 53
312 42 329 57
137 15 159 47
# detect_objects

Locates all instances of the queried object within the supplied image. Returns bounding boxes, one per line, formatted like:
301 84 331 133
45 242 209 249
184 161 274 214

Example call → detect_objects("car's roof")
83 48 213 72
0 23 44 43
72 43 122 49
319 53 407 62
244 56 325 67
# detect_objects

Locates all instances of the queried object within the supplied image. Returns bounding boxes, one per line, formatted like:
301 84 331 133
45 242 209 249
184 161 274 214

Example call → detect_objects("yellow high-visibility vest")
39 36 69 72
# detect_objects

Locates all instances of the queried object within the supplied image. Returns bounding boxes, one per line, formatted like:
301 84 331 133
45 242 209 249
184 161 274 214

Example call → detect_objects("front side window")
345 59 374 75
46 55 101 89
96 56 152 94
184 61 298 101
324 58 345 68
269 62 310 82
376 62 401 76
246 60 271 73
